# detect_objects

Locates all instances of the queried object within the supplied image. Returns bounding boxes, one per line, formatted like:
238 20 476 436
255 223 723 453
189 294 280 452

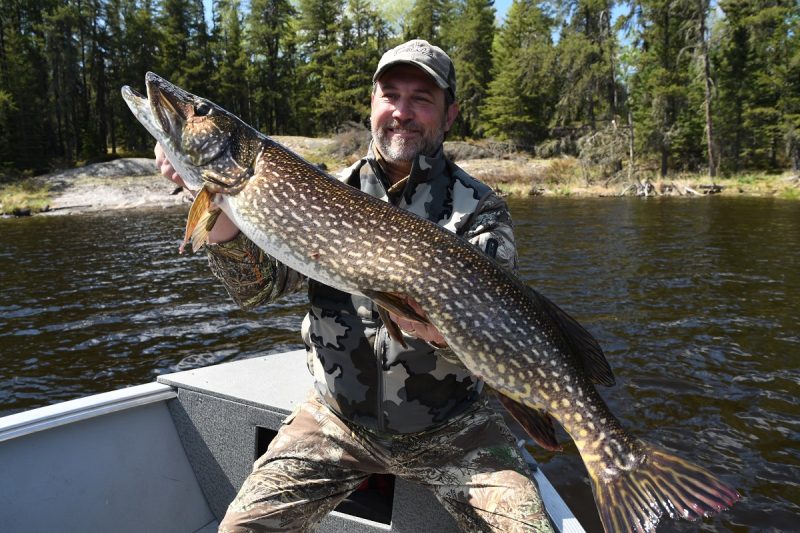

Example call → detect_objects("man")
157 39 553 533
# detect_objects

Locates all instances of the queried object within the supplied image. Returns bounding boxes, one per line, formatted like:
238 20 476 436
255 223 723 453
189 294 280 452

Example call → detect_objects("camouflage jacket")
206 143 518 434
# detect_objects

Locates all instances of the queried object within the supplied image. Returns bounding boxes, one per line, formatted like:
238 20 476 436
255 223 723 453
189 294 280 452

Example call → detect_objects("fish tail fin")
590 444 740 532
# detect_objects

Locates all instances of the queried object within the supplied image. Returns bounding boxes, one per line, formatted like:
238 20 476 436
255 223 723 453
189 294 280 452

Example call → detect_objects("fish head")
122 72 259 193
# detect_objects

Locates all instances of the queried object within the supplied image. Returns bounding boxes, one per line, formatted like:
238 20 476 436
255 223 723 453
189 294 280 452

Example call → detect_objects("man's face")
371 64 458 164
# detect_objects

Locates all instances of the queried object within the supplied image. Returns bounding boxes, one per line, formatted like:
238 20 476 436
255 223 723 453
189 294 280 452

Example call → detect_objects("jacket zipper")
375 322 386 431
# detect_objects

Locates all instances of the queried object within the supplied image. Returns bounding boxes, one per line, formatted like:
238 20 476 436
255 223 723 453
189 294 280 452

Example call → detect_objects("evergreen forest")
1 0 798 179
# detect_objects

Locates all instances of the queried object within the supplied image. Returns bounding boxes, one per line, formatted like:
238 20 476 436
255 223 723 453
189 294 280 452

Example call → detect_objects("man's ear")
445 102 459 131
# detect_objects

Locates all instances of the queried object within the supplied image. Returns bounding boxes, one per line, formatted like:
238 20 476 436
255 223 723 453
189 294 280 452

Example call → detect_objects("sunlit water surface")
1 197 797 531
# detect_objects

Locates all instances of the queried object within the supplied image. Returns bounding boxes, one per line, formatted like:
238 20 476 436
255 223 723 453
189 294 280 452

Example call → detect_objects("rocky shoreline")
7 146 798 217
32 158 186 216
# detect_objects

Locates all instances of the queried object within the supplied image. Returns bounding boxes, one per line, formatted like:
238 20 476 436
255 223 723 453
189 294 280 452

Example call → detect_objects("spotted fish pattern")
122 73 740 532
206 142 516 434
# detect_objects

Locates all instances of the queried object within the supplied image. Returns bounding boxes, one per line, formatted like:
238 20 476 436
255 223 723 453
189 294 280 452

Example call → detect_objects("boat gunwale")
0 381 176 443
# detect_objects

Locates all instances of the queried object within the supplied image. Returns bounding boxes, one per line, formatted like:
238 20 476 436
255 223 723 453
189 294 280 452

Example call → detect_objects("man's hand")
389 296 447 348
154 142 241 244
155 143 185 187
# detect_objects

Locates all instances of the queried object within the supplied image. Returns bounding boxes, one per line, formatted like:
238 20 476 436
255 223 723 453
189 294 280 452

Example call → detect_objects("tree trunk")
627 107 635 181
699 0 717 177
660 6 671 178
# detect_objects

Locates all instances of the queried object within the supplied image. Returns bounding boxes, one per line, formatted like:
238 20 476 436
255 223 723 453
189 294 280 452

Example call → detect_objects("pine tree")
333 0 391 127
212 0 248 117
0 0 53 172
444 0 495 138
79 0 112 160
481 0 555 147
551 0 619 134
244 0 297 134
116 0 162 152
404 0 450 42
294 0 346 134
781 7 800 174
157 0 210 93
626 0 700 176
696 0 717 176
715 0 799 171
42 1 83 164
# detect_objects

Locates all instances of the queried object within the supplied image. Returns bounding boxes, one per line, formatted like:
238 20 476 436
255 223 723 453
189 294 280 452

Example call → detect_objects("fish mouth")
120 74 204 190
145 72 189 139
120 74 184 138
121 85 161 137
121 73 191 140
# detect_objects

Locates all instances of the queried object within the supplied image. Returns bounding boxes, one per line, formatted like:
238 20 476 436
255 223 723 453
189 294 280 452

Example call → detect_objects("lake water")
1 197 797 531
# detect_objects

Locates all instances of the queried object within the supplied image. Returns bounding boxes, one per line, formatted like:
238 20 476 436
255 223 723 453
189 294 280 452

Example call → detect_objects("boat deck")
0 349 584 532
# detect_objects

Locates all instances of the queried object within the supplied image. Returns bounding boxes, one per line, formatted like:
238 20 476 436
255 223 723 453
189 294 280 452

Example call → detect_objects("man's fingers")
390 313 447 347
154 143 186 187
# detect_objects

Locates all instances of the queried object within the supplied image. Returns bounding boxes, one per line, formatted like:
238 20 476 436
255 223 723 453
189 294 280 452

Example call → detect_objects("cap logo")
402 41 435 57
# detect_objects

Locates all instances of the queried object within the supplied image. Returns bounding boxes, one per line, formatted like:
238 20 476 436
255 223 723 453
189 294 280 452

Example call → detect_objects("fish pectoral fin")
199 168 231 188
492 389 562 452
376 306 408 349
190 208 221 253
364 289 433 349
529 288 616 387
362 290 429 324
180 186 219 254
200 166 251 192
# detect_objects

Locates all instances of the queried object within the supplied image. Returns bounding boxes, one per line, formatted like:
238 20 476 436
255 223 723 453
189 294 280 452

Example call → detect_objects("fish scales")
236 149 595 415
224 142 721 527
240 161 647 521
122 72 740 533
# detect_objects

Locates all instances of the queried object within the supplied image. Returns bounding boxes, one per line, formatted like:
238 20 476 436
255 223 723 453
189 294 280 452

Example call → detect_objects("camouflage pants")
219 393 554 532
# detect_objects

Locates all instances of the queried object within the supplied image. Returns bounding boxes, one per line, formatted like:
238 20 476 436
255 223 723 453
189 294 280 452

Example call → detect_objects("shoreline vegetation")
2 136 798 217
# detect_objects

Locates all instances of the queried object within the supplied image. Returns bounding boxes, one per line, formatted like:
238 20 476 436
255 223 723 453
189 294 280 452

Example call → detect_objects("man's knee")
466 470 553 533
219 456 366 532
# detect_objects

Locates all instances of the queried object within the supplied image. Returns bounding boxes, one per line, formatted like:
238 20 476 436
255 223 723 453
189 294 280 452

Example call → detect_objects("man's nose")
391 98 414 121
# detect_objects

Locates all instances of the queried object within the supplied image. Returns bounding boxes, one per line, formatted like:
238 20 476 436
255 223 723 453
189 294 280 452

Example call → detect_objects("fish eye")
194 101 212 117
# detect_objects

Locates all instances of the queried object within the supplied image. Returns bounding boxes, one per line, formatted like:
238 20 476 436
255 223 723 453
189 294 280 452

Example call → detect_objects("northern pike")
122 73 739 532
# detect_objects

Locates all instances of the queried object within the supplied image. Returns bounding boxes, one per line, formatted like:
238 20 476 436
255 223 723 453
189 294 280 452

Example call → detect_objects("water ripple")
1 199 798 530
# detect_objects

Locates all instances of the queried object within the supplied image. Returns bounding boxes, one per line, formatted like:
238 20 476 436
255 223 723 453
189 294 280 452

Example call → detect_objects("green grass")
0 180 52 215
708 171 799 197
778 187 800 200
732 173 768 186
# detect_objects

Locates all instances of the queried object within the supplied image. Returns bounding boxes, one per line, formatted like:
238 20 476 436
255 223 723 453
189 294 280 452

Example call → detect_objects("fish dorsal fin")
363 289 431 349
492 389 562 451
528 287 615 387
180 186 219 253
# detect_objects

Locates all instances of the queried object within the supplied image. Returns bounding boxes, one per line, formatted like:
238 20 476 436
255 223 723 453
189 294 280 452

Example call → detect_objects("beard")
372 118 446 163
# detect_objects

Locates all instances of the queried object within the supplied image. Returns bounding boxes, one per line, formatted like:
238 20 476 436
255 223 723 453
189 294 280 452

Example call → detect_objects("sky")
203 0 516 28
494 0 513 22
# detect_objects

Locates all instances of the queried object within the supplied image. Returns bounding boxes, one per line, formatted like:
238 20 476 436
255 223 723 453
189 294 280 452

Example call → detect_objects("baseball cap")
373 39 457 100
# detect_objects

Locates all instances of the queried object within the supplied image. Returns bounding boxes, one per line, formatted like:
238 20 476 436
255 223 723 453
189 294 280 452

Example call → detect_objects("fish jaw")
120 81 205 191
144 71 190 138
